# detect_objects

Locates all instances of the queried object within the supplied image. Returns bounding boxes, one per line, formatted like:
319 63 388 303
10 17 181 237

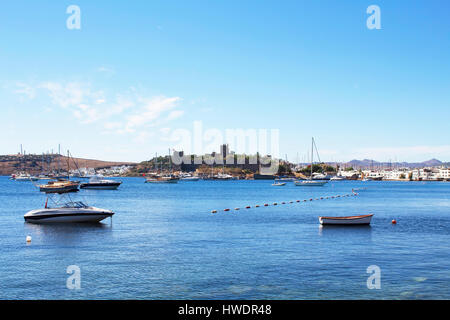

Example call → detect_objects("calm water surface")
0 176 449 299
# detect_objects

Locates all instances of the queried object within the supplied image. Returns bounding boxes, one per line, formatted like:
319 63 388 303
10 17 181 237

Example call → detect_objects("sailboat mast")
311 137 314 179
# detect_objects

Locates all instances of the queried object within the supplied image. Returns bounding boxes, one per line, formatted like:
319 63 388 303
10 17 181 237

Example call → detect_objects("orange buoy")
255 205 260 208
392 219 397 224
211 210 217 213
224 208 230 212
245 206 251 209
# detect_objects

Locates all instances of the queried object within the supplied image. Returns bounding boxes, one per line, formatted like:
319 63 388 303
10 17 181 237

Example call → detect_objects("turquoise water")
0 176 449 299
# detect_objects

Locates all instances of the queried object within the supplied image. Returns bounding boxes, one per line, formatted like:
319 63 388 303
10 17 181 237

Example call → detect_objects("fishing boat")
24 200 114 223
80 176 122 190
319 214 373 225
295 137 328 187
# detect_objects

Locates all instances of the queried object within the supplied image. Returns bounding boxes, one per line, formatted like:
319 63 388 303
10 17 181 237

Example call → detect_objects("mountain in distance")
345 158 443 169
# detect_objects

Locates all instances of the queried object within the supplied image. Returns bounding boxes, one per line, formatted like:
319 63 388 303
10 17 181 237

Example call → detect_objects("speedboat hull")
24 207 114 223
319 214 373 225
80 182 121 190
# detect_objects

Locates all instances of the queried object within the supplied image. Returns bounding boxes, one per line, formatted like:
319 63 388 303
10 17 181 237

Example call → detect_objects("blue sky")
1 0 449 162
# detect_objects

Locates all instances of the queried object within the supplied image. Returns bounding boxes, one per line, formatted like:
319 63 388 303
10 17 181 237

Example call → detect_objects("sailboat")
295 138 328 186
38 150 80 193
145 151 179 183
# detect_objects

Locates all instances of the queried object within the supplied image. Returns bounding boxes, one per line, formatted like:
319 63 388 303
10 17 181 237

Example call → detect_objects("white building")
439 168 450 180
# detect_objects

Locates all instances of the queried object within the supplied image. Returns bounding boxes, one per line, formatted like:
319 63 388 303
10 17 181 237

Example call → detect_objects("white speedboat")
179 174 200 181
272 182 286 186
330 176 345 181
14 173 39 181
295 180 328 186
24 201 114 223
80 176 122 190
319 214 373 225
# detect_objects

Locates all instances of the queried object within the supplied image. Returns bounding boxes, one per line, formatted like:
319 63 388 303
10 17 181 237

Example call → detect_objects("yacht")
24 200 114 223
80 176 122 190
295 138 328 187
39 179 80 194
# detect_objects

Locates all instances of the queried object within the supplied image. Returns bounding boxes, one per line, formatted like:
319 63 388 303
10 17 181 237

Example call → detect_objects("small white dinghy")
319 214 373 225
272 182 286 186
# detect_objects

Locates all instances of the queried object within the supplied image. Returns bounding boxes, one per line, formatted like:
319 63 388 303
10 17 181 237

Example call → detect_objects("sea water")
0 177 449 299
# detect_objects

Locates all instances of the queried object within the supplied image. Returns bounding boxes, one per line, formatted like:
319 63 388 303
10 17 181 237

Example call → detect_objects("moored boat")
272 182 286 186
295 137 328 187
39 180 80 194
319 214 373 225
24 200 114 223
295 180 327 186
80 176 122 190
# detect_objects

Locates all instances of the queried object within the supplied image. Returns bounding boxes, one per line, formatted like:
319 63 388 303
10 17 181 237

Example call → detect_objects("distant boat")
319 214 373 225
180 176 200 181
295 137 328 187
295 180 328 186
13 172 39 181
330 176 345 181
253 174 276 180
80 176 122 190
272 182 286 186
145 176 179 183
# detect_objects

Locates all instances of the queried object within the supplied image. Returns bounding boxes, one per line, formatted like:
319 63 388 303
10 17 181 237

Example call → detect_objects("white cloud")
14 82 36 99
12 81 185 142
167 110 184 120
124 96 181 131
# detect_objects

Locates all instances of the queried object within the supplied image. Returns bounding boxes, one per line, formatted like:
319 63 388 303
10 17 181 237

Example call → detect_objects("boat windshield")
62 201 88 208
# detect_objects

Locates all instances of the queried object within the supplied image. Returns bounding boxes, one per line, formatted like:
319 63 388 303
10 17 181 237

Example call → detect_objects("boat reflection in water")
318 224 373 238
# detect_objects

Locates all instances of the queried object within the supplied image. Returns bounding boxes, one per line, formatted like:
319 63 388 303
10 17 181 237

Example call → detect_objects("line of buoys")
211 191 359 214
